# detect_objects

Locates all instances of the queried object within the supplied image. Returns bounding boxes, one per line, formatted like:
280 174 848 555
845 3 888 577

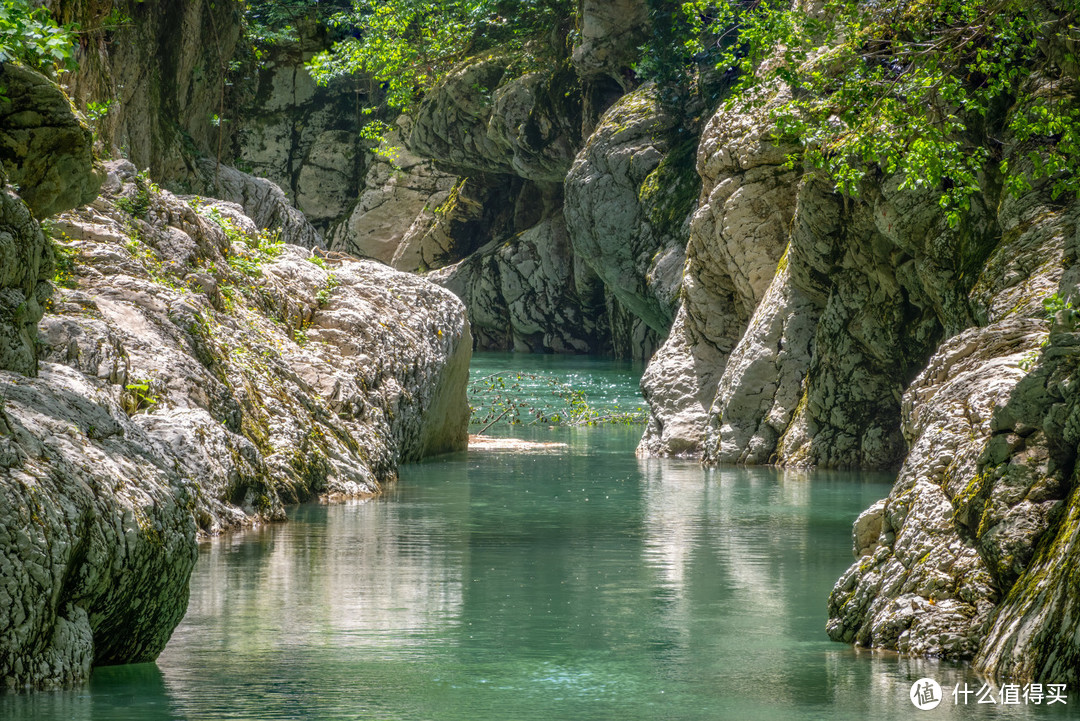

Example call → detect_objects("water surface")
5 354 1075 719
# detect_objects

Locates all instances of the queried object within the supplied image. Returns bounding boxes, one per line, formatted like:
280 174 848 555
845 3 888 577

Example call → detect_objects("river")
4 354 1074 719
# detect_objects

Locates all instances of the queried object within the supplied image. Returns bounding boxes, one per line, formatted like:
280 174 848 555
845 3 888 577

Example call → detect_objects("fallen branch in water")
475 406 513 436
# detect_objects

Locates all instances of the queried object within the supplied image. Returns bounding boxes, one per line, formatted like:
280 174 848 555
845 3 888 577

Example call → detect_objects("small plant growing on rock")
51 238 78 289
115 170 158 218
122 378 159 415
316 274 339 307
1043 293 1073 319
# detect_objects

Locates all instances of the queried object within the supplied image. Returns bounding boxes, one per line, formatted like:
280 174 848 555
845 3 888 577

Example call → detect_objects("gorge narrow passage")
4 356 1068 720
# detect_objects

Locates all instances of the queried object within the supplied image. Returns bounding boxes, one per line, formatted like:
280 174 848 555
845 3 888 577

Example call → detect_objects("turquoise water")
4 354 1076 719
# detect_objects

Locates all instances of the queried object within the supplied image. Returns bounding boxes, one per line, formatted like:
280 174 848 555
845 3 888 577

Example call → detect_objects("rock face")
638 89 800 456
827 150 1080 676
411 51 657 357
0 64 104 219
410 55 581 183
0 183 53 378
0 63 103 376
57 0 241 182
0 364 199 687
328 119 459 269
625 40 1080 681
0 154 472 688
229 41 366 231
429 210 608 354
192 157 323 249
571 0 650 83
564 87 694 335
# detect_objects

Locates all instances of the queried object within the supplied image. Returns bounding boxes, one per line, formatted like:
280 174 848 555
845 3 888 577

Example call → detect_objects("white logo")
911 678 943 710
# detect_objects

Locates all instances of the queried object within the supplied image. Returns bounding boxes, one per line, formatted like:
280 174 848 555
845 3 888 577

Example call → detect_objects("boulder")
0 64 103 218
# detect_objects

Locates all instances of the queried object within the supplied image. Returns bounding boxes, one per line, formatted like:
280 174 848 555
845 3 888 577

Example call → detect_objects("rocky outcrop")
0 364 199 688
328 119 459 269
0 64 103 219
0 183 54 378
45 160 471 520
571 0 649 83
827 144 1080 673
56 0 241 182
638 88 799 456
1 158 471 688
630 47 1080 681
429 210 607 354
228 37 368 232
564 87 694 335
0 63 103 378
410 55 581 183
192 157 323 249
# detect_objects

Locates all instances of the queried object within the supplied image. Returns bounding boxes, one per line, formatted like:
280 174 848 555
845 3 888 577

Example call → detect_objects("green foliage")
0 0 77 76
306 0 571 139
646 0 1080 225
115 171 159 219
197 206 283 277
636 1 731 106
468 372 647 429
1044 292 1074 318
242 0 352 49
315 273 339 307
51 241 77 289
122 378 159 415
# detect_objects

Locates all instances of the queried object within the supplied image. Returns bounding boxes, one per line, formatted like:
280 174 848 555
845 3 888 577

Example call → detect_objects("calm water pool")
4 354 1075 719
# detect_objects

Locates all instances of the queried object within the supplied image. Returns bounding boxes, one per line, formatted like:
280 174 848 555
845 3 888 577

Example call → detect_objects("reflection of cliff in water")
7 410 1072 719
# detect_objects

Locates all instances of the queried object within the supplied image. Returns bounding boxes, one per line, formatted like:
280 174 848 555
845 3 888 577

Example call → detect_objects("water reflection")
4 425 1075 720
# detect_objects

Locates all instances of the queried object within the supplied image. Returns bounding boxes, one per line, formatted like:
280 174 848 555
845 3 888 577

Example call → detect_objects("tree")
643 0 1080 223
306 0 572 115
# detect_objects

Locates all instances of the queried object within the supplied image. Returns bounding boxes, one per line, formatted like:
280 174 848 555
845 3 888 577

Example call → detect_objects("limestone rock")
329 120 459 268
410 55 581 182
564 87 695 334
827 319 1048 658
1 167 471 687
60 0 240 181
0 363 198 688
705 263 818 464
0 64 101 377
193 158 323 249
0 64 103 218
294 130 363 227
572 0 650 81
429 211 608 354
637 307 728 457
638 87 799 457
0 185 52 376
230 45 367 231
827 142 1078 666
